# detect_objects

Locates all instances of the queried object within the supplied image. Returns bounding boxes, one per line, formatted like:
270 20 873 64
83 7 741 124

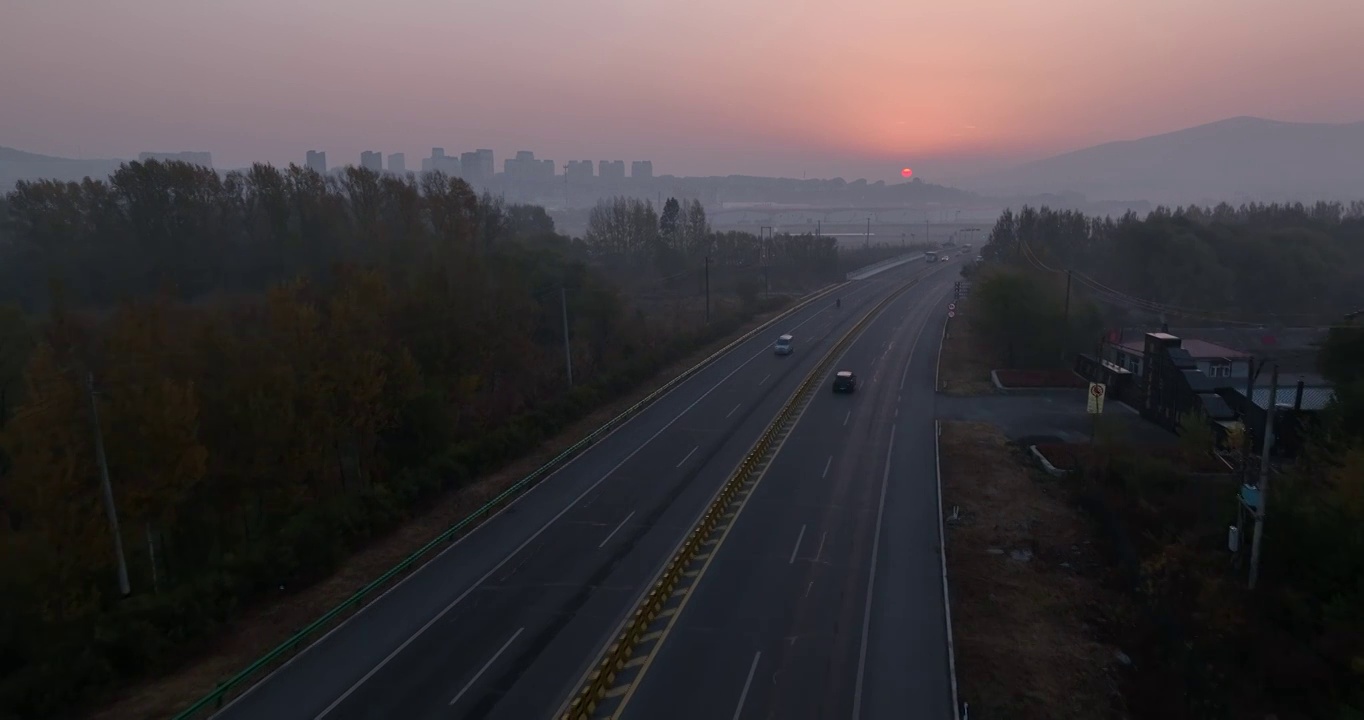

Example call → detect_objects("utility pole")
704 255 711 323
1249 363 1279 590
1063 269 1073 323
87 371 131 597
560 286 573 387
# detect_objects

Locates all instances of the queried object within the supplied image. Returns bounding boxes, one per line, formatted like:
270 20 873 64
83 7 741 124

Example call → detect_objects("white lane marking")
804 581 814 598
852 429 895 720
598 510 636 548
894 407 899 418
821 455 833 478
312 305 833 719
448 628 523 706
814 531 827 562
734 651 762 720
788 524 807 564
726 403 742 418
676 445 699 468
843 410 851 426
760 373 771 385
936 420 962 720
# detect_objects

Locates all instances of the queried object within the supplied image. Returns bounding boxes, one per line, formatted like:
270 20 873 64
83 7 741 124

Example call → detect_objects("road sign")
947 310 956 318
948 303 957 311
1087 382 1107 414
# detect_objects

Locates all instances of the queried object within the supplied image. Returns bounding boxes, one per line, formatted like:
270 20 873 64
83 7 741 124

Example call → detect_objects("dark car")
832 370 857 393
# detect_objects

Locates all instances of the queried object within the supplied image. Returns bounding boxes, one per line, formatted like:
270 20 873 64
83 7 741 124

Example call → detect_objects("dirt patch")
940 421 1127 720
88 299 808 720
937 296 997 396
995 368 1089 389
1034 443 1234 475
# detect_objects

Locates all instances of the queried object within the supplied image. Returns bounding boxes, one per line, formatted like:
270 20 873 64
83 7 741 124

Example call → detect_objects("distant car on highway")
774 334 793 355
832 370 858 393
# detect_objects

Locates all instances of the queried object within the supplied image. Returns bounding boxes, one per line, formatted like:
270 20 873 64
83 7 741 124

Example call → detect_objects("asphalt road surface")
615 270 958 720
210 258 958 720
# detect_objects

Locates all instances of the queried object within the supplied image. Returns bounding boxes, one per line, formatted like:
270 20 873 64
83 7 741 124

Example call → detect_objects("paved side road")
208 260 952 720
615 273 958 720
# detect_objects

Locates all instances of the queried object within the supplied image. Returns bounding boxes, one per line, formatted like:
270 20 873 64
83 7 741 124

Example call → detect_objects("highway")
209 257 957 720
613 268 957 720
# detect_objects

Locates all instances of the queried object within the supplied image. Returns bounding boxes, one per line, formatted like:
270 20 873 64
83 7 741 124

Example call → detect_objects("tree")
659 197 681 245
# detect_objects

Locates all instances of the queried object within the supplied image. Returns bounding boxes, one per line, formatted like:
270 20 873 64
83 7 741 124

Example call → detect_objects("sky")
3 0 1363 183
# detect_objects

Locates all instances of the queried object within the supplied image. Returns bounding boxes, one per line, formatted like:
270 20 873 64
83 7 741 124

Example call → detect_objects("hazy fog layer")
3 0 1362 182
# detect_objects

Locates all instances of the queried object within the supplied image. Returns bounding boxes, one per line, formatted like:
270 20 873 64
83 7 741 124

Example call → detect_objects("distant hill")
967 117 1364 206
0 145 126 190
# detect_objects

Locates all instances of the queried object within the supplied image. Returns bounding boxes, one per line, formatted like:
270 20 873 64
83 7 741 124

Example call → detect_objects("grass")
87 299 802 720
995 368 1090 389
1034 443 1235 475
936 295 997 396
940 421 1127 720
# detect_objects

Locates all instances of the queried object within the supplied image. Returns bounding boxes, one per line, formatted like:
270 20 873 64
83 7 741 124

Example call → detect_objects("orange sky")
3 0 1362 181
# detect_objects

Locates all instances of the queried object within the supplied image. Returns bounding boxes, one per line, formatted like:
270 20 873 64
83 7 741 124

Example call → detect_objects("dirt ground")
88 298 806 720
940 421 1127 720
937 295 997 396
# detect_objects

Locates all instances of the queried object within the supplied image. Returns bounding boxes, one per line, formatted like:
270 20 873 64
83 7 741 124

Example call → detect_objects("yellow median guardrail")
560 273 926 720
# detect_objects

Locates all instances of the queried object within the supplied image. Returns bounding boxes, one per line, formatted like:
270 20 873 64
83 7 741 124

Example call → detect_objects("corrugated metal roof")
1198 393 1236 420
1252 386 1336 411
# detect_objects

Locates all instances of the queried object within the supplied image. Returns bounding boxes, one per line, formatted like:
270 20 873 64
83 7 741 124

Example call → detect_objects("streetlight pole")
87 371 131 597
1249 364 1279 590
704 255 711 323
560 286 573 387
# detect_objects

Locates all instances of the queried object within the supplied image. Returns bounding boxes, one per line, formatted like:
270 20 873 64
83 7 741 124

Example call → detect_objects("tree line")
970 203 1364 717
982 202 1364 326
0 161 859 718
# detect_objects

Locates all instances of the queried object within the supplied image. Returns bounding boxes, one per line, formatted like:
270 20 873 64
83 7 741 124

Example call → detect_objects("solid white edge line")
206 280 848 719
676 446 699 468
935 304 949 391
598 510 636 549
851 429 895 720
448 627 524 706
936 420 962 720
788 524 807 564
732 651 762 720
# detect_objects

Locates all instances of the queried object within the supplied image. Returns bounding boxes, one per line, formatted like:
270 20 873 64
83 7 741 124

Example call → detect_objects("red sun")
900 168 913 178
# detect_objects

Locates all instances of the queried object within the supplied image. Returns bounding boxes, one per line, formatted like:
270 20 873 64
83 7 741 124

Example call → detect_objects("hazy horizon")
4 0 1364 183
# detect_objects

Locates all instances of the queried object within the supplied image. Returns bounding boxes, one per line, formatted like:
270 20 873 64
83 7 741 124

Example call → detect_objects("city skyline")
5 0 1361 183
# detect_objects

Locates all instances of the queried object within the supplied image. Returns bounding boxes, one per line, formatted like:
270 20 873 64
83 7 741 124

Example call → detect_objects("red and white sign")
1087 382 1107 414
948 303 957 311
947 310 956 318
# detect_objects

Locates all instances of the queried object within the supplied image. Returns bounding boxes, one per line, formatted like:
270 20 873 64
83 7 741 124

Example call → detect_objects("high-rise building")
306 150 327 173
504 151 555 180
565 160 594 181
388 153 406 173
423 147 460 174
631 160 654 179
138 151 213 167
599 160 626 180
360 151 383 171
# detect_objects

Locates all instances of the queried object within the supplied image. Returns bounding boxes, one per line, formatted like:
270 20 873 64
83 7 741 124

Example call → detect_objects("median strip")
558 275 926 720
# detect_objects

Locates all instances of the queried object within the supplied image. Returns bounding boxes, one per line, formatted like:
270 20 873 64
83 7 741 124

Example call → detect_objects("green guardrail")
560 273 925 719
169 280 847 720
